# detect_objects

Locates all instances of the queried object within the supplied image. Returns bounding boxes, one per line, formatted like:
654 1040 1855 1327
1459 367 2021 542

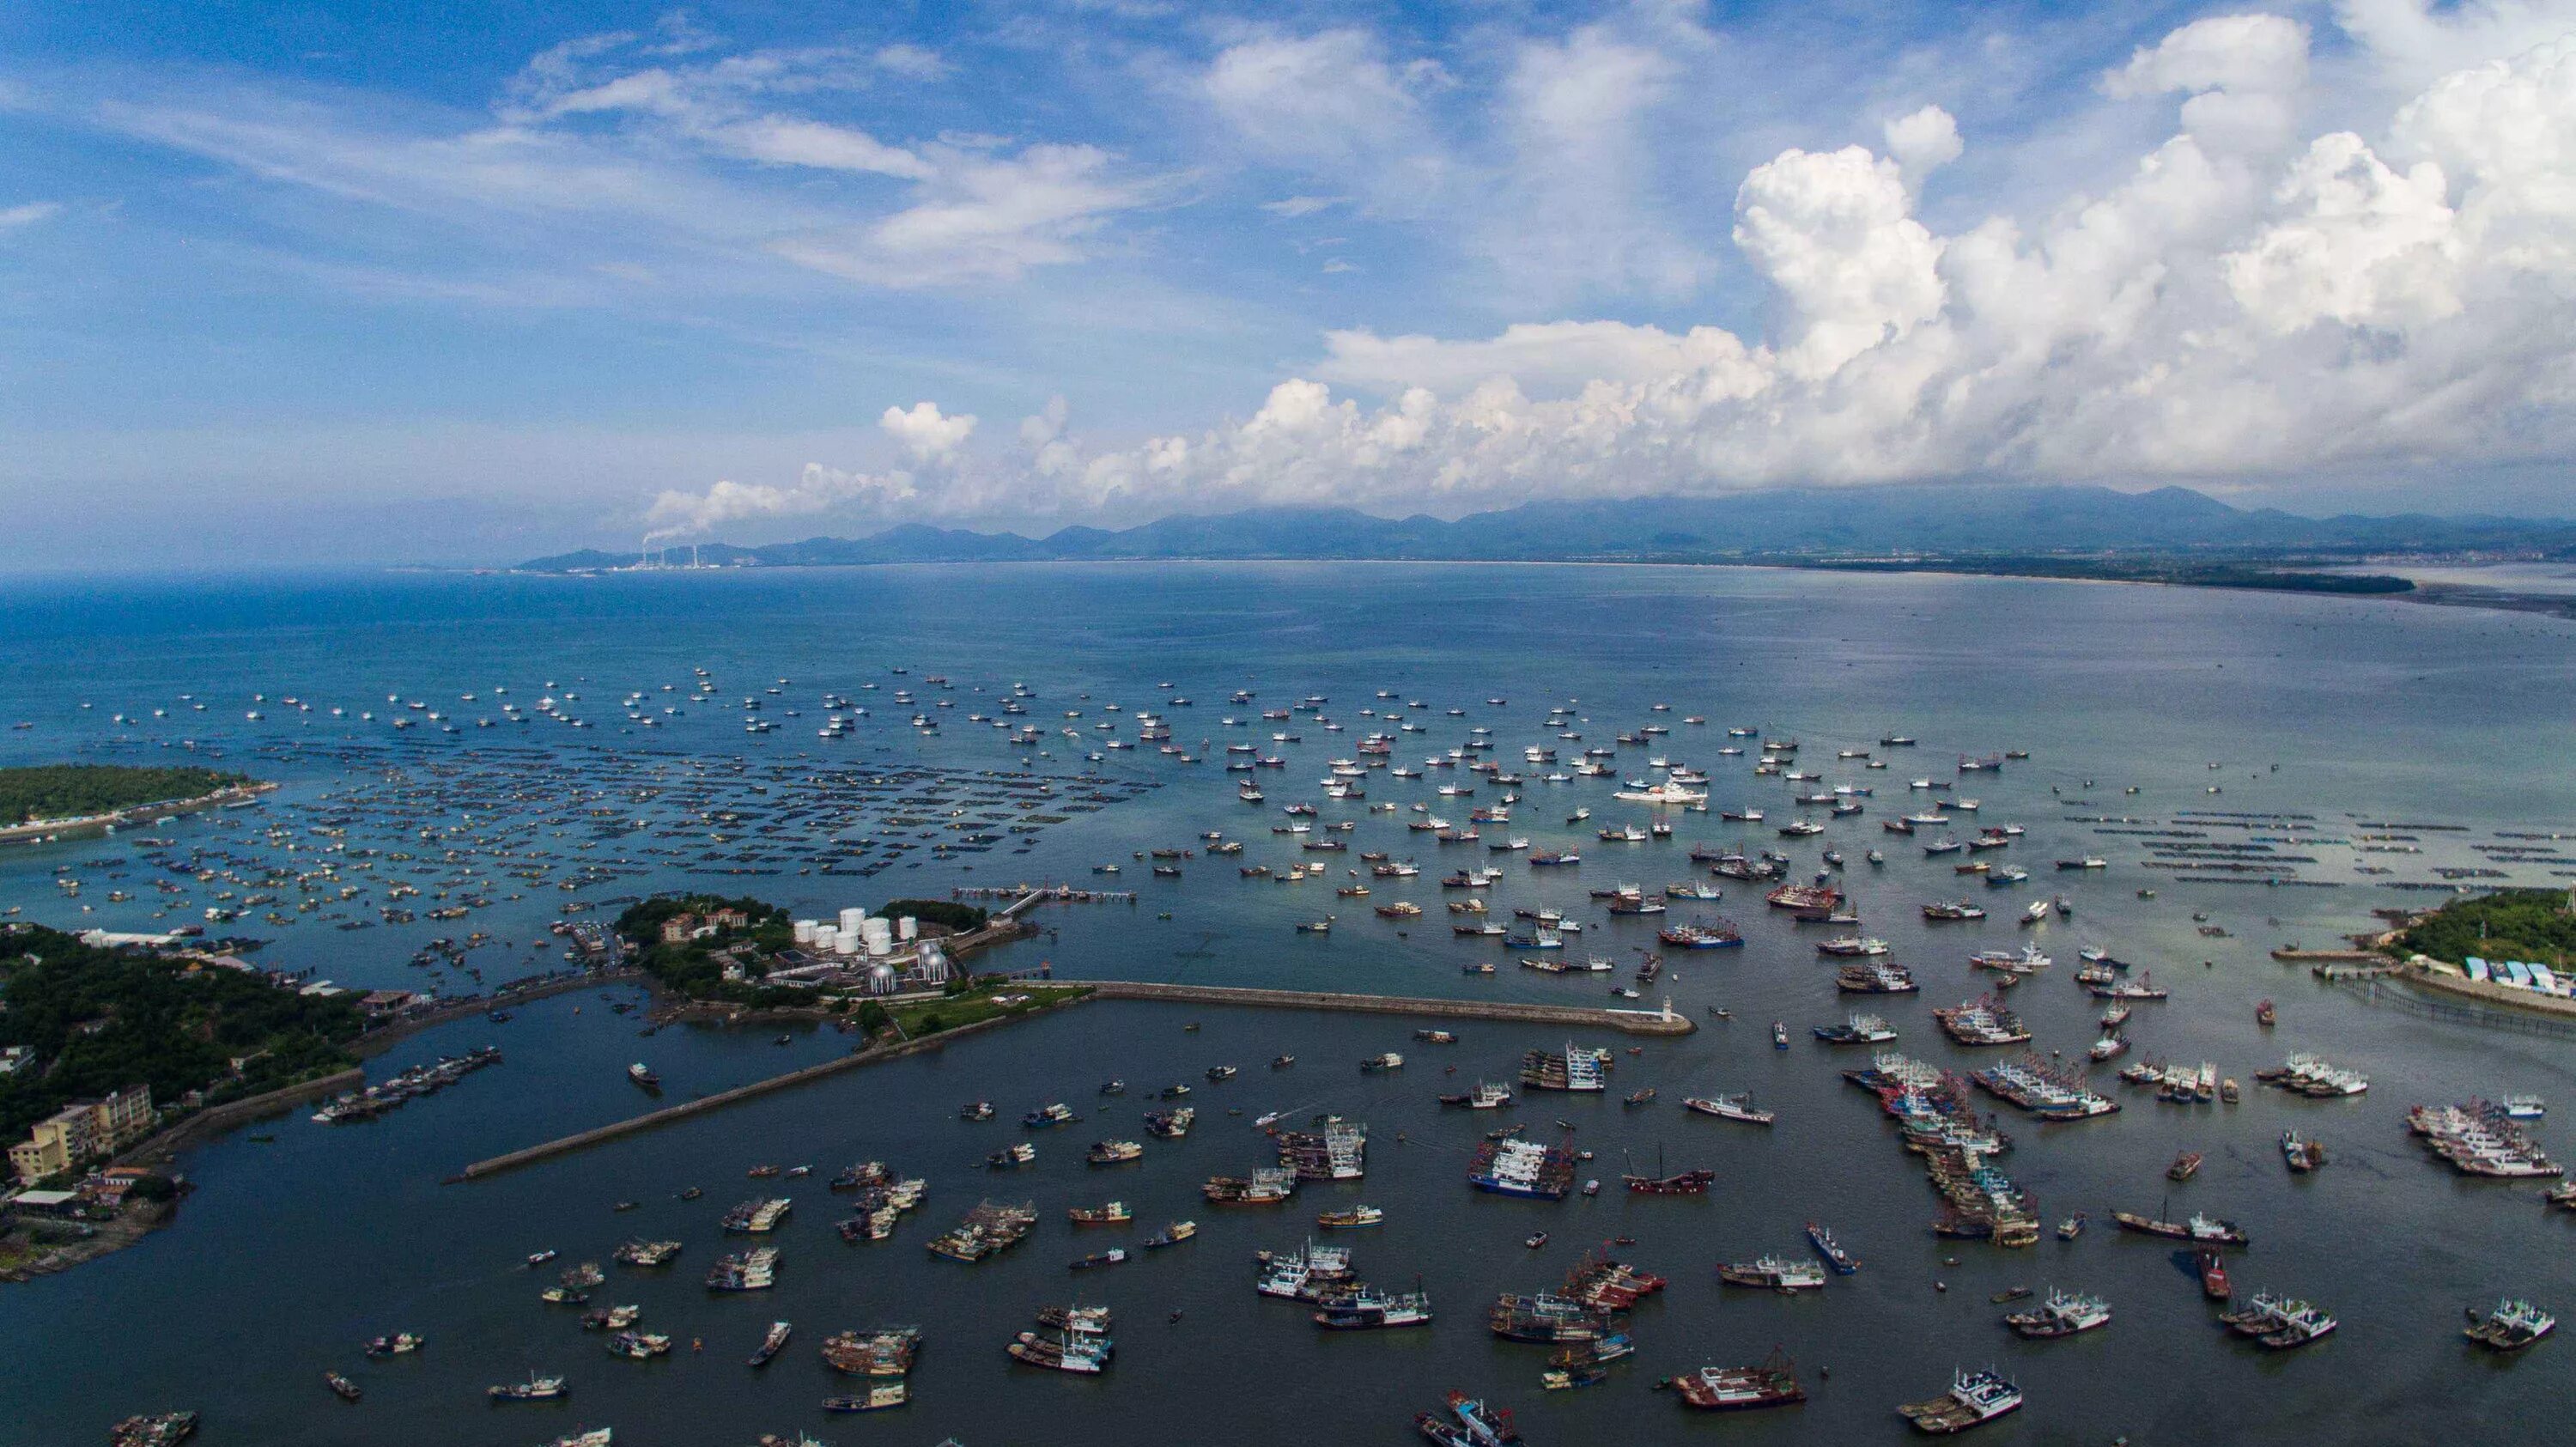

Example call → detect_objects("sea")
2 562 2573 1447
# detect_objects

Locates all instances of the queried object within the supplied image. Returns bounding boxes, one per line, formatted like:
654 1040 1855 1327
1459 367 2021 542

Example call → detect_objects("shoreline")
0 781 278 845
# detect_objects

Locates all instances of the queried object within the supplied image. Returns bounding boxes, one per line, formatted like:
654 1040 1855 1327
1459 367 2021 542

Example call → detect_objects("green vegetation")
878 898 987 933
614 894 800 1006
0 925 363 1142
2398 890 2576 970
0 764 251 825
884 982 1088 1040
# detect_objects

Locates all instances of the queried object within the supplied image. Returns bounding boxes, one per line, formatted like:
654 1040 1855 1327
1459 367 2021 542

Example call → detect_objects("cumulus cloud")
879 400 977 461
642 465 919 544
2104 13 2312 153
942 18 2576 520
1883 106 1962 179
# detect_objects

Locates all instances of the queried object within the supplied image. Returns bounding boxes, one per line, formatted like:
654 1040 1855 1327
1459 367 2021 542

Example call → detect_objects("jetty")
1053 979 1697 1036
451 980 1687 1181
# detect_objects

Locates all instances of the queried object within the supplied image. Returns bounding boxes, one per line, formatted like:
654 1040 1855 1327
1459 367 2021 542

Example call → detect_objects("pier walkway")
452 978 1690 1180
1054 979 1698 1037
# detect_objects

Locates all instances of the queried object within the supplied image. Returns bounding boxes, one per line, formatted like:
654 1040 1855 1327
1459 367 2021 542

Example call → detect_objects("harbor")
3 562 2573 1447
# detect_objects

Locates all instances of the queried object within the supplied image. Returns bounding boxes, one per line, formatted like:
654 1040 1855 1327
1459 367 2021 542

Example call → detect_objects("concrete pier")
1054 979 1698 1036
450 977 1691 1181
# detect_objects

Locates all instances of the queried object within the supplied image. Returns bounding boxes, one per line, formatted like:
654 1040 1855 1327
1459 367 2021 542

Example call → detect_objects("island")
612 891 1078 1041
0 763 270 842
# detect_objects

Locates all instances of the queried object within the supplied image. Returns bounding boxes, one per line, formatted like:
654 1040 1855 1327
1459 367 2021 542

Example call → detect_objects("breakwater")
453 979 1689 1180
450 992 1090 1182
1055 979 1698 1036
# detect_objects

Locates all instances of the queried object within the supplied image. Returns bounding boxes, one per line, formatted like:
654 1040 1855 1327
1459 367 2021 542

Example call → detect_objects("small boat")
1069 1248 1129 1270
2056 1213 2085 1240
1990 1286 2032 1304
1318 1206 1384 1229
2168 1151 2203 1182
1271 1054 1297 1068
1525 1231 1550 1249
361 1333 422 1358
1416 1390 1521 1444
2281 1129 2324 1173
747 1320 792 1367
324 1371 361 1403
2003 1287 2111 1339
2200 1247 2232 1300
487 1373 568 1401
1671 1347 1808 1411
1143 1220 1198 1248
1771 1022 1789 1049
627 1062 660 1091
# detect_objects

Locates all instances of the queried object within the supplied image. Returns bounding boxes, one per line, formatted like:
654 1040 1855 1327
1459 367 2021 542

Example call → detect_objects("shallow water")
3 563 2573 1447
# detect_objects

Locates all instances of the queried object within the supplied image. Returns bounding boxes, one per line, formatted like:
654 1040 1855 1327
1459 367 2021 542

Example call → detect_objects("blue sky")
5 1 2575 564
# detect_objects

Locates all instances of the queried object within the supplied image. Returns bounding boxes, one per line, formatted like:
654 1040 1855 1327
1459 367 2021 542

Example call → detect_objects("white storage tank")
896 915 919 942
793 919 818 945
838 906 866 937
861 918 895 956
812 925 841 955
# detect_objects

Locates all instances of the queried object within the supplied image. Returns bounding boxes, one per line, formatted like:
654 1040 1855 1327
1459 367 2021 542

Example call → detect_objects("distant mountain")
517 484 2576 572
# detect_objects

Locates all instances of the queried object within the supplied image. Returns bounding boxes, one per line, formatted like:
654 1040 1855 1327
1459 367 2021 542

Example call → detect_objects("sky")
4 0 2576 565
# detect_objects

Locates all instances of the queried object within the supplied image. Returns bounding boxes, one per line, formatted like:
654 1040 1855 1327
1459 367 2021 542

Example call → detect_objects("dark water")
3 564 2573 1447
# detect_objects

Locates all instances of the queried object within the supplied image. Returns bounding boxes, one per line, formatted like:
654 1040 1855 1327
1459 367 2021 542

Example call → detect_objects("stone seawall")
1058 979 1697 1036
452 995 1080 1182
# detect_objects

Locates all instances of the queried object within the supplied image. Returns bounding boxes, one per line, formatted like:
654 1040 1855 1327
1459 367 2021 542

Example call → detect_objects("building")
9 1085 155 1186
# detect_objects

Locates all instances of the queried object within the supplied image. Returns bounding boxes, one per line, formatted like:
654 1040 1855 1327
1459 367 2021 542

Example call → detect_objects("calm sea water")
3 564 2573 1447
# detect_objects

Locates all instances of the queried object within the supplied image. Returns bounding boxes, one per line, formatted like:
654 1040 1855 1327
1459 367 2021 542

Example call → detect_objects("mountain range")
517 484 2576 572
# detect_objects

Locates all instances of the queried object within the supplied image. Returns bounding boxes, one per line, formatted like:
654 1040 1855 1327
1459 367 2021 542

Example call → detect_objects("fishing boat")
1143 1220 1197 1248
1896 1368 2023 1434
2003 1287 2111 1338
1438 1081 1514 1110
627 1062 660 1091
605 1330 671 1359
1671 1347 1807 1411
747 1321 792 1368
1318 1206 1385 1228
2169 1151 2203 1182
820 1325 921 1376
361 1332 424 1358
1069 1248 1129 1270
822 1383 911 1411
987 1142 1036 1169
960 1101 994 1121
1414 1390 1521 1445
1814 1014 1898 1044
2464 1299 2556 1351
2281 1129 2325 1172
2200 1247 2232 1300
487 1373 568 1401
1315 1286 1434 1330
1067 1201 1132 1225
2112 1204 2248 1245
324 1371 361 1403
1718 1255 1828 1292
1684 1092 1775 1126
1805 1222 1860 1274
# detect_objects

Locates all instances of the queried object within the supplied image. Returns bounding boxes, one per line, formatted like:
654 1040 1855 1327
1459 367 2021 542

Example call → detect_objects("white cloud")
2103 13 2312 153
880 400 977 461
1734 146 1946 379
1883 106 1963 179
971 18 2576 520
1261 194 1345 217
642 465 920 543
0 200 63 233
1199 29 1449 211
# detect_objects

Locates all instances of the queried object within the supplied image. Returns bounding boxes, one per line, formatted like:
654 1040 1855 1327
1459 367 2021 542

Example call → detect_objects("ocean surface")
3 562 2573 1447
